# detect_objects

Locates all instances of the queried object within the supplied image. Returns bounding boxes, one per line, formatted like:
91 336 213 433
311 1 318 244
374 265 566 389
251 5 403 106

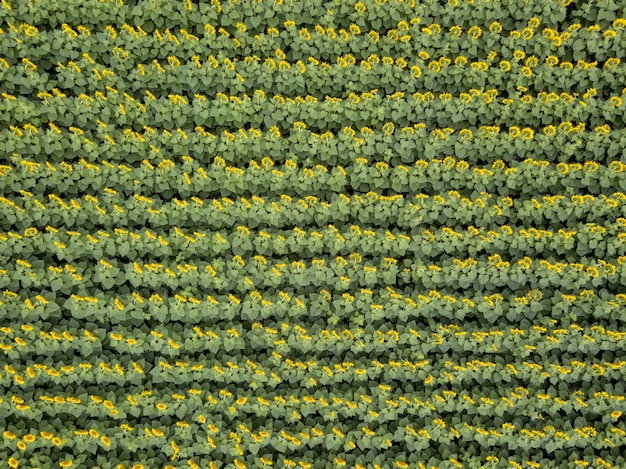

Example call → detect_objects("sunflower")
449 25 462 37
543 126 557 136
605 57 621 69
489 22 502 34
468 25 482 39
509 126 521 138
428 61 441 73
520 128 534 140
525 56 538 67
544 56 558 67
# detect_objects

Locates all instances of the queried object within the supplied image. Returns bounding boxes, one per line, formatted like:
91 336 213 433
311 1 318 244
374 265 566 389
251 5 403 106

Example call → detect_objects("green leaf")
101 277 116 290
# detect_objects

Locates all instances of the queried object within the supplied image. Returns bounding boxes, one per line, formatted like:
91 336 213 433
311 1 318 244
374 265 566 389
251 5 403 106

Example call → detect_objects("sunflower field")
1 0 626 468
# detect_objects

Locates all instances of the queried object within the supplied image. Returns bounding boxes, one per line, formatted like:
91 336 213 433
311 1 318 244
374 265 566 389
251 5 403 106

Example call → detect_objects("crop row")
2 313 626 360
2 220 623 261
3 154 626 201
1 390 625 454
3 87 626 135
2 16 626 69
4 376 625 426
1 189 624 232
1 282 622 325
3 251 626 294
0 0 586 39
1 415 621 469
2 351 626 396
3 120 624 167
3 49 625 98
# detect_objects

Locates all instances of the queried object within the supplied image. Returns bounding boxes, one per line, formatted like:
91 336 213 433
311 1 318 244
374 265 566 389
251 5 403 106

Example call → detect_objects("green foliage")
1 0 626 468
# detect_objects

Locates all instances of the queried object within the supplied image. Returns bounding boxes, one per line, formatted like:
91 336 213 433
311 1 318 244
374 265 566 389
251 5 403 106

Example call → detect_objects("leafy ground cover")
1 0 626 468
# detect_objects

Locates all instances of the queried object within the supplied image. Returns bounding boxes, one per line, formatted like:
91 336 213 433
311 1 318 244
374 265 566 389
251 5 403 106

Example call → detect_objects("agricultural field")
1 0 626 468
